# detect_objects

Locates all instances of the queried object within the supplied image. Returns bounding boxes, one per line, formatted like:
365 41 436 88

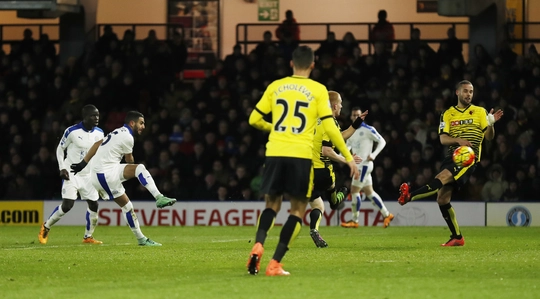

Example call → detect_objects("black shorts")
310 166 335 201
440 156 477 190
260 157 314 198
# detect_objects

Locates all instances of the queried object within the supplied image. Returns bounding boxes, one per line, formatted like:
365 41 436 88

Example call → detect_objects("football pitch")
1 226 538 299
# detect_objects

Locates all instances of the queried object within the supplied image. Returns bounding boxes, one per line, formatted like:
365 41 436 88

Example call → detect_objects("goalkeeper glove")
487 113 495 126
70 160 88 175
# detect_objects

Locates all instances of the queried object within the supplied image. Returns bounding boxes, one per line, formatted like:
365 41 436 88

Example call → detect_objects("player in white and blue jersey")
39 105 105 244
70 111 176 246
341 107 394 228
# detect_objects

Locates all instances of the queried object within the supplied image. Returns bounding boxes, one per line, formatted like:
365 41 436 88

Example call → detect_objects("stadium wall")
1 201 538 227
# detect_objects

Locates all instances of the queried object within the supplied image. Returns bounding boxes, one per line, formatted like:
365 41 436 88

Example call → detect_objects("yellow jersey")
312 117 340 169
254 75 333 159
439 104 489 161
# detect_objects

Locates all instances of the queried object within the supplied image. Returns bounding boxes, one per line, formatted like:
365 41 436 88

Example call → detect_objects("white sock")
135 164 161 199
84 208 99 238
121 201 145 239
367 192 390 217
351 192 361 222
45 204 66 228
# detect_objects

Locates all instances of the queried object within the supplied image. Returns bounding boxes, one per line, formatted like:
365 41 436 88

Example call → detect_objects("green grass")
1 226 539 299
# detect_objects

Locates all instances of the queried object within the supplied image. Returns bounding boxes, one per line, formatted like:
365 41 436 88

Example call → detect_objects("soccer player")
71 111 177 246
341 107 394 229
246 46 360 276
308 91 365 248
398 80 503 246
39 105 104 245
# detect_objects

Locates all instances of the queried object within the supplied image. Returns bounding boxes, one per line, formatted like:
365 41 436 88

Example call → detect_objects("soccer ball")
452 145 475 168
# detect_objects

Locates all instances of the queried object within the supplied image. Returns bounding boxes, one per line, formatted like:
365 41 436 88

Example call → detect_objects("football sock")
255 208 276 245
135 164 161 198
351 192 361 222
121 201 145 239
309 208 322 230
84 208 99 238
272 215 302 262
45 204 66 228
326 187 338 204
439 203 461 237
410 179 443 201
367 192 390 217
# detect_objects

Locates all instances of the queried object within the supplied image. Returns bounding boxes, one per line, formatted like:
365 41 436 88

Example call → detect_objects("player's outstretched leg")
135 164 176 208
398 183 411 205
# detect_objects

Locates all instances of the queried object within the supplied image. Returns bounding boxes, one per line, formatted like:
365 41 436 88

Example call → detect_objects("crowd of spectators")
1 19 540 202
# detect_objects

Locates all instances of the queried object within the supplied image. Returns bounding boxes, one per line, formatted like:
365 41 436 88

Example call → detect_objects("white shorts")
351 162 373 189
62 173 99 200
90 164 128 200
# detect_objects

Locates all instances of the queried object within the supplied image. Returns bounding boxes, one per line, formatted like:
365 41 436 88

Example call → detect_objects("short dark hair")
456 80 473 90
351 106 361 111
292 46 314 70
378 10 387 20
82 104 98 117
125 111 144 124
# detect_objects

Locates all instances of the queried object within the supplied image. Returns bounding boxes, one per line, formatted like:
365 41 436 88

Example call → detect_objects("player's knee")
136 164 147 172
61 200 75 212
87 200 99 212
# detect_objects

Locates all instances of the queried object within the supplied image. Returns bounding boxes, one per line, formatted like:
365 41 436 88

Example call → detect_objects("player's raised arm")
341 110 368 140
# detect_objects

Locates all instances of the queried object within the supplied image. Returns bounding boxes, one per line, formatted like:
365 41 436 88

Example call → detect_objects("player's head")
455 80 474 108
328 91 343 117
350 106 362 122
81 104 99 129
125 111 145 135
291 46 314 71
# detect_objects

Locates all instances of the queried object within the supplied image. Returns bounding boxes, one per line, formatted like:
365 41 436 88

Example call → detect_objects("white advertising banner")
43 200 485 227
486 202 539 227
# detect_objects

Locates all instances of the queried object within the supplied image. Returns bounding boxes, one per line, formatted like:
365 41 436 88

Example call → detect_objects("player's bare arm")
439 134 472 147
341 110 368 140
322 146 362 164
124 153 135 164
485 108 503 140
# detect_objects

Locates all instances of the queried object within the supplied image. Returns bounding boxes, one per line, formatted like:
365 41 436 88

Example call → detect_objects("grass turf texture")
1 226 539 299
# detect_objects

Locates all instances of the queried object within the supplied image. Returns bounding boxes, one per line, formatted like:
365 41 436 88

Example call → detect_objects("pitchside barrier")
0 201 538 227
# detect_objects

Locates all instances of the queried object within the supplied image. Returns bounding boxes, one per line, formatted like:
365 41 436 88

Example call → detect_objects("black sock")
411 179 443 201
272 215 302 262
439 203 461 238
255 208 276 245
309 208 322 230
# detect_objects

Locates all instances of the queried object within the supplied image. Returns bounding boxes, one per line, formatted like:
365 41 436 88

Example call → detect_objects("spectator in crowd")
275 10 300 41
370 10 395 54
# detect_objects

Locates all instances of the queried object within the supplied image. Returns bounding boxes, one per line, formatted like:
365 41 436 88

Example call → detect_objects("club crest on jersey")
439 122 445 129
451 119 473 126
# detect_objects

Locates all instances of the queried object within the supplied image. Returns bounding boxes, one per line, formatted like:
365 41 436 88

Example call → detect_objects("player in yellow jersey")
246 46 359 276
398 80 503 246
308 91 366 248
